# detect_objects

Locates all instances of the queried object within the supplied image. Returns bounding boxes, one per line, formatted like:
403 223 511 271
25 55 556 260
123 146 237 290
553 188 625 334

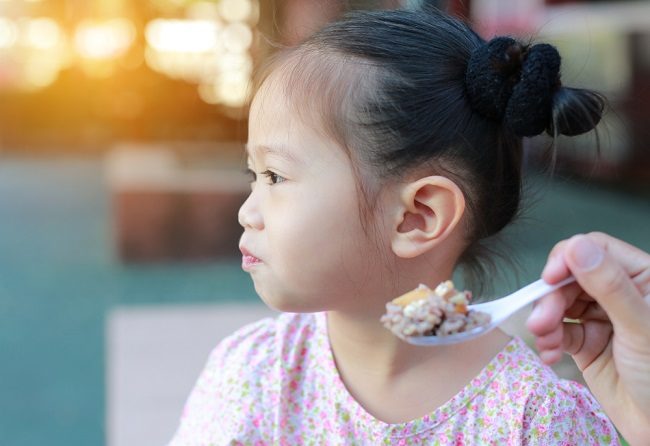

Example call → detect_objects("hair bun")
466 38 568 137
465 37 523 121
550 87 605 136
505 43 561 136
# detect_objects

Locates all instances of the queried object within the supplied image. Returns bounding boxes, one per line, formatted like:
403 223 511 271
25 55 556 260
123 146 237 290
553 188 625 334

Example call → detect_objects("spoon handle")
492 276 576 321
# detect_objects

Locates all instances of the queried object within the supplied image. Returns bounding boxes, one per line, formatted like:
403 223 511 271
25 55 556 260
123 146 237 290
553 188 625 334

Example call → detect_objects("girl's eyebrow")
245 143 303 166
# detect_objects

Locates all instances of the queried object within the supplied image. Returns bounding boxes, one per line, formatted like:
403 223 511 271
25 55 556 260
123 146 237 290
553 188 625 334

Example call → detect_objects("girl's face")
238 78 390 313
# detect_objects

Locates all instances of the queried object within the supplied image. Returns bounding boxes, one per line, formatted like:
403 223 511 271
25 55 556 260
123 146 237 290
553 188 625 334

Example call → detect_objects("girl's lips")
242 254 262 270
240 246 262 271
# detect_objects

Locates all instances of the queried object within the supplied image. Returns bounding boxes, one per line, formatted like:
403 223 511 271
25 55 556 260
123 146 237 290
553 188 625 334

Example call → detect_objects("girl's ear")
390 176 466 259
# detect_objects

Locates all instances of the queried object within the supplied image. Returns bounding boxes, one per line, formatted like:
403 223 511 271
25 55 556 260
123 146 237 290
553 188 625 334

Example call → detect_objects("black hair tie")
465 37 562 137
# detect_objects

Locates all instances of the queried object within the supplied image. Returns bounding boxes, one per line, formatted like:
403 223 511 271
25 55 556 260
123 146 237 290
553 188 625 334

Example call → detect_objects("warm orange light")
217 71 250 106
23 18 62 50
145 19 220 53
197 69 251 107
217 0 255 23
0 17 69 90
217 52 253 76
186 1 221 21
221 22 252 53
74 18 135 60
0 18 18 49
143 0 258 108
22 56 60 88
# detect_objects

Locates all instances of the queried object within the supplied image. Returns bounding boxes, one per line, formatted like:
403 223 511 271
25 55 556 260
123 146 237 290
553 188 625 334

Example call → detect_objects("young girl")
171 7 618 445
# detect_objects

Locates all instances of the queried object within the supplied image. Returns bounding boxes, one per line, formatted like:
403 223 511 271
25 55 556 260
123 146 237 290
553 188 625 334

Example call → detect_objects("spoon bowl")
405 276 576 346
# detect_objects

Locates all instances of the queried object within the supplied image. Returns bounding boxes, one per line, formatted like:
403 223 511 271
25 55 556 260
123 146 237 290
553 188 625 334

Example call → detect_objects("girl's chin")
260 297 319 314
255 288 325 314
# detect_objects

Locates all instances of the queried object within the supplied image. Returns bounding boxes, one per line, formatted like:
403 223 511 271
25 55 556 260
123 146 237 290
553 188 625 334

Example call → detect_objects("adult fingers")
538 347 563 365
542 232 650 296
564 235 648 332
587 232 650 297
541 239 571 284
537 320 613 370
565 299 609 321
526 282 582 336
563 320 613 371
534 323 563 352
535 296 610 349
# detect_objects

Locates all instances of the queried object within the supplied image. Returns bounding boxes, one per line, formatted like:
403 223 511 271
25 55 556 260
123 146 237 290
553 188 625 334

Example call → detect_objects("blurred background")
0 0 648 445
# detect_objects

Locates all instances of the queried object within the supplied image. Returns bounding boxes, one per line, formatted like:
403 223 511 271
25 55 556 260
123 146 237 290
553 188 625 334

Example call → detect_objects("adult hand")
526 232 650 445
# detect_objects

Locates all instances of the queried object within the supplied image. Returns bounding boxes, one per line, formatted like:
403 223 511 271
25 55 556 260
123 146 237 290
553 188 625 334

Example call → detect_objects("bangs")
251 46 381 167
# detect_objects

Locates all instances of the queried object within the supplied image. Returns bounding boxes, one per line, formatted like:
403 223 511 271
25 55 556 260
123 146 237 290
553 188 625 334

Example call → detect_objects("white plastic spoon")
405 276 576 346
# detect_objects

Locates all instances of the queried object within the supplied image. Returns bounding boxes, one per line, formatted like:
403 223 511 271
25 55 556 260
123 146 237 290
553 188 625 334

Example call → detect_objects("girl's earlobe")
390 176 465 259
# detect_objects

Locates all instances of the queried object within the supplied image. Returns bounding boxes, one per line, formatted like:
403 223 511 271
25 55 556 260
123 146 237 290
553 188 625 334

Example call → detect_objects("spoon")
405 276 576 346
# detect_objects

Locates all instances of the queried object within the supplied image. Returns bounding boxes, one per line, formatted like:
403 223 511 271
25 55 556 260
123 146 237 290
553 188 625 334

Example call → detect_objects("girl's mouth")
242 254 262 270
239 246 263 271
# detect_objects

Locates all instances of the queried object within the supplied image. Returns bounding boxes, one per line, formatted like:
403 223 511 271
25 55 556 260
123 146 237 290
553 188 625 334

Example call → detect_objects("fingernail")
542 255 560 277
572 237 603 271
539 349 560 365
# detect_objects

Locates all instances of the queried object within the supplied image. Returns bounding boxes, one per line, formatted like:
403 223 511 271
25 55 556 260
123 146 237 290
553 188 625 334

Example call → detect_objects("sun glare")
74 19 135 60
0 0 257 105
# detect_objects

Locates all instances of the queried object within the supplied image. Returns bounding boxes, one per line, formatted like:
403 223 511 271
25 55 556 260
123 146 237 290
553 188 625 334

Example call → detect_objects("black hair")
252 7 605 289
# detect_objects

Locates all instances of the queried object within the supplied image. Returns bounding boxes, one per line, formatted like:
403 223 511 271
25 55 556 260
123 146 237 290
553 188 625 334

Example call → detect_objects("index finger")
563 234 648 332
542 239 571 284
542 232 650 296
587 232 650 296
526 282 582 337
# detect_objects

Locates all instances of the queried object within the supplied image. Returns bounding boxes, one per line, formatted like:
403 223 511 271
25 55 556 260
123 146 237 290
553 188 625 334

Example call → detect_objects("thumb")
564 234 646 331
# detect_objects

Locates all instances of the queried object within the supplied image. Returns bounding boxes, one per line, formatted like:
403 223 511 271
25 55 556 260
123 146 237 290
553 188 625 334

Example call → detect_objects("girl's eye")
261 170 285 185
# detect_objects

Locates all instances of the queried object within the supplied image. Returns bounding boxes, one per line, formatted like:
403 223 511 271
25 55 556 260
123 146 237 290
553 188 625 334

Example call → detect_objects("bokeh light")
144 0 257 109
0 15 71 90
222 22 253 53
145 19 220 53
22 54 60 88
1 0 258 104
186 1 221 21
0 17 18 49
217 0 256 23
74 18 135 60
22 17 61 50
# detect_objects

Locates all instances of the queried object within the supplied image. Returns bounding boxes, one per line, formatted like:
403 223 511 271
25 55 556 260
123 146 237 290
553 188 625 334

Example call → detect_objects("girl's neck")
323 260 466 377
326 308 497 378
326 309 442 376
325 308 511 423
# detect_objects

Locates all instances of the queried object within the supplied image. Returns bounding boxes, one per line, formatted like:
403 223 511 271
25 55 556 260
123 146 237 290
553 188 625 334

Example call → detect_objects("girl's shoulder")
435 337 619 445
494 337 597 404
489 337 620 444
170 313 323 444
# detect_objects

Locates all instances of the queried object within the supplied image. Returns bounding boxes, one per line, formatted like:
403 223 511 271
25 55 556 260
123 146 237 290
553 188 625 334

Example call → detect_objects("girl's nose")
238 192 264 230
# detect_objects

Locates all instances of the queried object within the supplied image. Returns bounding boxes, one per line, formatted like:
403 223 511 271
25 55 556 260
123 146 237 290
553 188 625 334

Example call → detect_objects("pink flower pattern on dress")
169 312 619 445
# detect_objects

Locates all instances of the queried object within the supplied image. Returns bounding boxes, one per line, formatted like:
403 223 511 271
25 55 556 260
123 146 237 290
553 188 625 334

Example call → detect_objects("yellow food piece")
454 303 468 314
391 286 431 307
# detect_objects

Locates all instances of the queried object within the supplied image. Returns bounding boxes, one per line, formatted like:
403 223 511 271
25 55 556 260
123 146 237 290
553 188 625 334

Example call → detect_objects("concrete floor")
106 304 276 446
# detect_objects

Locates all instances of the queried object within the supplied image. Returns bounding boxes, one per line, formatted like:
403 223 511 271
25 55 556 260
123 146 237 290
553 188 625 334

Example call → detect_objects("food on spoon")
380 280 491 339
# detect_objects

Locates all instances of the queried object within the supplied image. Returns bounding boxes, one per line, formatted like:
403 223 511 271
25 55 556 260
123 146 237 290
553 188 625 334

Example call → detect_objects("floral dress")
169 312 619 445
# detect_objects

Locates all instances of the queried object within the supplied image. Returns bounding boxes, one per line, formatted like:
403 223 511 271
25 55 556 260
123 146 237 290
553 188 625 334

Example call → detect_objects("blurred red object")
114 189 246 262
107 145 249 262
470 0 544 38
